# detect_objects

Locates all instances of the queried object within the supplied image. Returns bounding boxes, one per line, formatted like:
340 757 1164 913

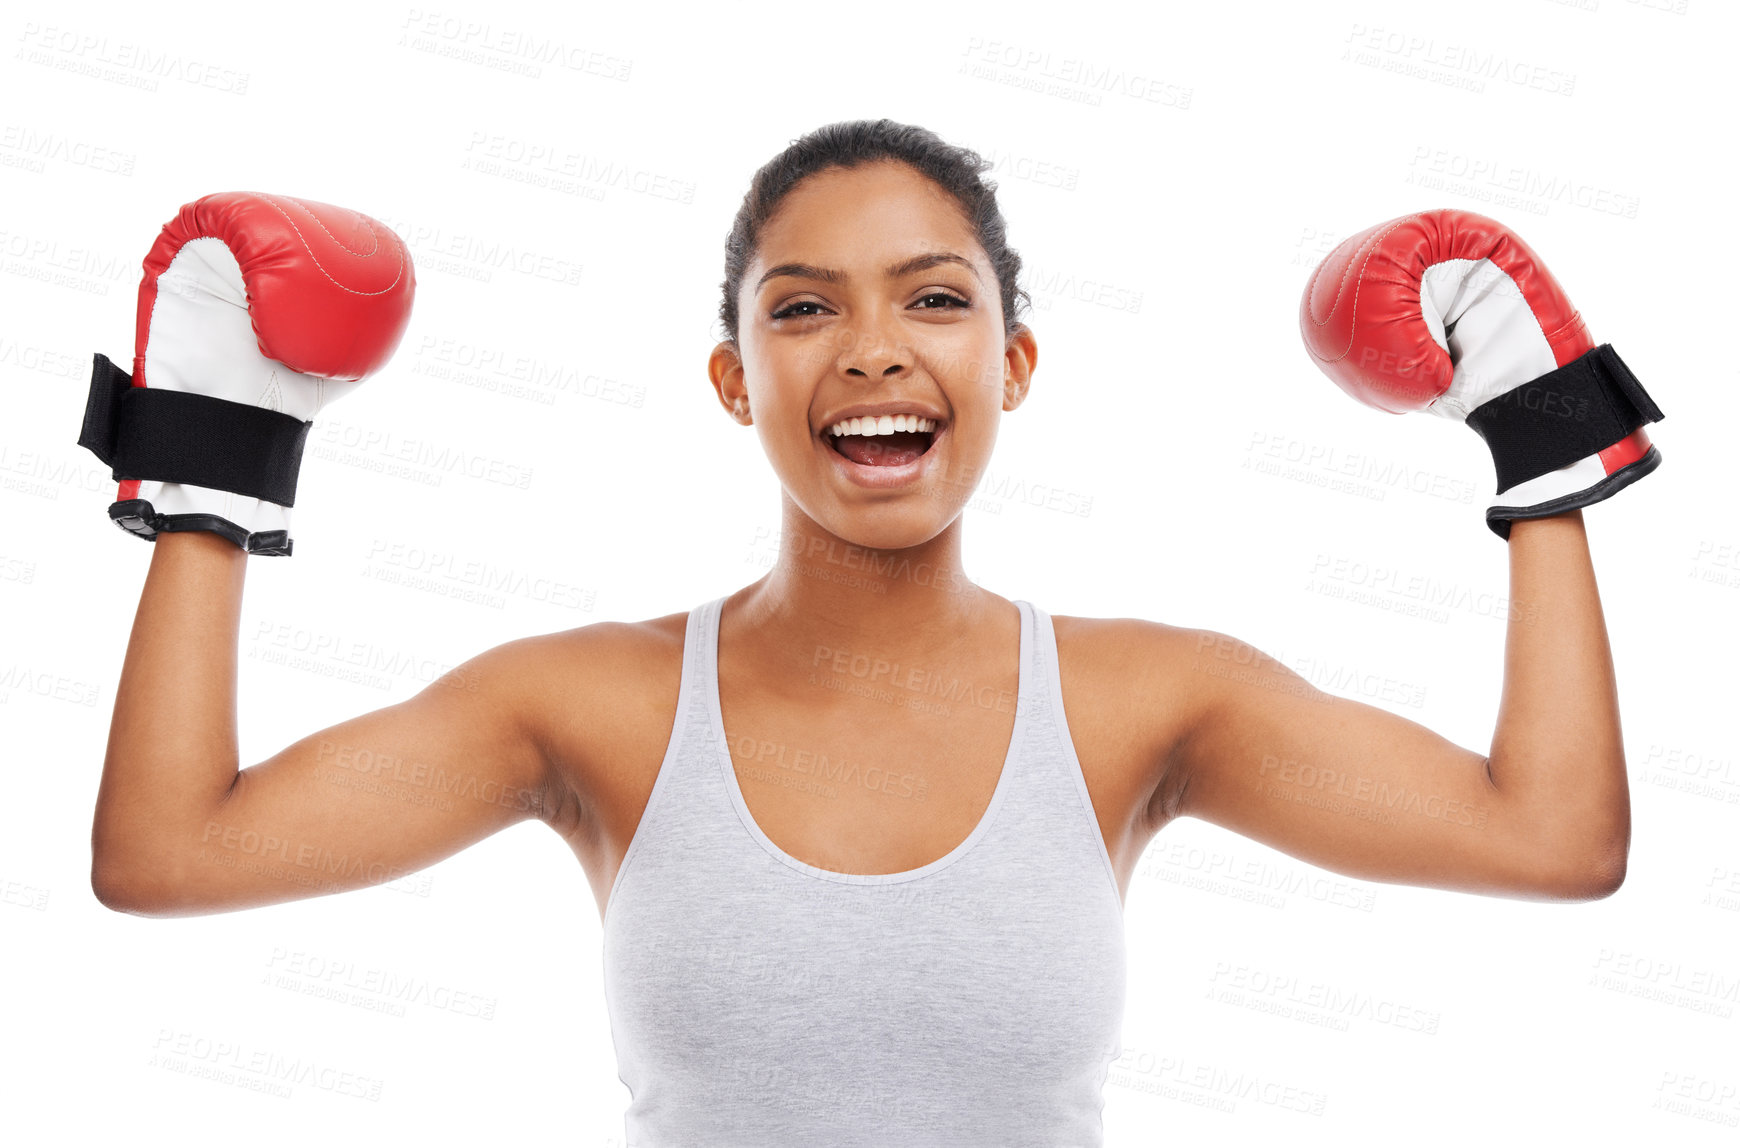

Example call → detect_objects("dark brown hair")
717 118 1030 344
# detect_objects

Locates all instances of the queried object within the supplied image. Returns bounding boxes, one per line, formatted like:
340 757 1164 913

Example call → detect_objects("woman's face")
712 160 1036 552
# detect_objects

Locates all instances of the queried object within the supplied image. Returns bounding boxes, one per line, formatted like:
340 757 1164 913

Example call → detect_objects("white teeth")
828 415 937 437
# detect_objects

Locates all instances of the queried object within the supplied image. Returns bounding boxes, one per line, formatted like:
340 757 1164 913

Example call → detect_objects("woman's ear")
1002 324 1037 412
709 340 751 424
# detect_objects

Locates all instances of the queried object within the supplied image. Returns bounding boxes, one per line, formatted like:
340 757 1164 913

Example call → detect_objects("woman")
89 120 1643 1145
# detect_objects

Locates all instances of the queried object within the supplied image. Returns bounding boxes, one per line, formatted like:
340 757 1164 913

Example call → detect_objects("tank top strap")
599 596 728 923
1018 600 1123 900
662 593 730 777
688 593 730 733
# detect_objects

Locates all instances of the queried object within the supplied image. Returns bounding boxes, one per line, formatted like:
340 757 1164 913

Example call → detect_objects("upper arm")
1141 625 1608 901
110 631 581 916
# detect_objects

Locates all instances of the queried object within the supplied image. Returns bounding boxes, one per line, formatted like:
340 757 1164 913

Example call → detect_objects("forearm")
1488 510 1630 884
91 532 248 888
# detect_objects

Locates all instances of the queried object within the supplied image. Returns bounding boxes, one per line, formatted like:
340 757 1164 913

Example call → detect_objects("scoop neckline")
706 595 1031 886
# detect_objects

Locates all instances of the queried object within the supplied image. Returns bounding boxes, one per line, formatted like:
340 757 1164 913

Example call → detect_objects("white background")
3 0 1736 1144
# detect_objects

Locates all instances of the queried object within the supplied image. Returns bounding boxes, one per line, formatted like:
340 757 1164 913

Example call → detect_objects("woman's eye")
770 300 827 320
915 292 970 310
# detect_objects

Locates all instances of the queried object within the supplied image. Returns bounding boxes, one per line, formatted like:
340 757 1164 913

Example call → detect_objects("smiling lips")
826 416 938 468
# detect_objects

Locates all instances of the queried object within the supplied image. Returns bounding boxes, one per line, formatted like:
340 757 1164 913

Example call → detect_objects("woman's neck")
731 504 1001 677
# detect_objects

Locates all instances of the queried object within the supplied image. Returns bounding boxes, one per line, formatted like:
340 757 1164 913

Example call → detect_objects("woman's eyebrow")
755 251 982 293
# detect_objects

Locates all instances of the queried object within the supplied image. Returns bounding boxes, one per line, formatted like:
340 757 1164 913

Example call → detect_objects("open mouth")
822 412 945 470
826 427 938 468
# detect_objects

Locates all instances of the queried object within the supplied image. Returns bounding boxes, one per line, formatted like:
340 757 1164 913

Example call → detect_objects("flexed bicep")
1161 626 1615 902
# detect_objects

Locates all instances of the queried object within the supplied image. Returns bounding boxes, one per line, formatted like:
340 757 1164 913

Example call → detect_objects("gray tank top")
601 595 1126 1146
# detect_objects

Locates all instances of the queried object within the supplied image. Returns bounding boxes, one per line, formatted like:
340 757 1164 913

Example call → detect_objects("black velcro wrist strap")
76 353 312 507
107 499 293 556
1464 344 1664 494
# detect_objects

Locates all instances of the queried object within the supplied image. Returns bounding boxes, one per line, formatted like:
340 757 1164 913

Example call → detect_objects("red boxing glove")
77 192 415 555
1299 208 1663 538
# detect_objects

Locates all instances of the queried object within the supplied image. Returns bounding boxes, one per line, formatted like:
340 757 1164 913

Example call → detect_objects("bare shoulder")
1050 612 1210 704
1048 612 1208 831
1050 613 1204 672
493 610 691 838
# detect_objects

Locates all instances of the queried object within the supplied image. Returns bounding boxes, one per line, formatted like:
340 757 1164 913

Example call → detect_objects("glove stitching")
260 367 284 412
262 192 379 258
1303 215 1417 364
253 194 407 298
1538 311 1587 347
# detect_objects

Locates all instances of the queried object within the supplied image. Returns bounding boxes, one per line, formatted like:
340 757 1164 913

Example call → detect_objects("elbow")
1581 843 1628 900
91 854 146 915
90 854 175 917
1537 842 1627 902
91 860 141 915
1579 810 1632 900
1520 783 1630 902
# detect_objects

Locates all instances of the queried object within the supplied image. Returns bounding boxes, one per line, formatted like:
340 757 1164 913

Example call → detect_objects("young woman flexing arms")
86 121 1657 1146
